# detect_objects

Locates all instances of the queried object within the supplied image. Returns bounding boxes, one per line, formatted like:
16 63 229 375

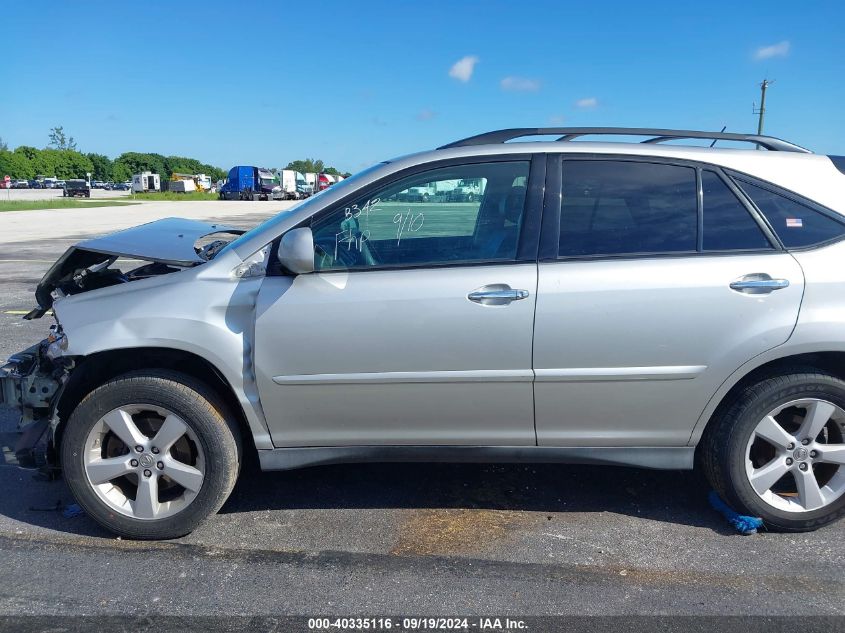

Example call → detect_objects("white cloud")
549 114 565 125
449 56 479 82
416 108 437 121
575 97 598 108
500 76 541 92
754 40 790 60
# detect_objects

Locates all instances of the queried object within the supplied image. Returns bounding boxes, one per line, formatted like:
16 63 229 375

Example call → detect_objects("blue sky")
2 1 843 173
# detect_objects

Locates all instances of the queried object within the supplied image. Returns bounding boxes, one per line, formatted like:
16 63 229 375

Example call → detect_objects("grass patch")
0 199 140 212
130 191 219 201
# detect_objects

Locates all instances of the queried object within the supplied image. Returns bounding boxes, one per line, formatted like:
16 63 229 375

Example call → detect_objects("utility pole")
755 79 773 136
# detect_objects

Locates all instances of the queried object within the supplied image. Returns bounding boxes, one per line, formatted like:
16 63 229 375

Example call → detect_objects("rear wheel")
701 371 845 531
61 371 241 539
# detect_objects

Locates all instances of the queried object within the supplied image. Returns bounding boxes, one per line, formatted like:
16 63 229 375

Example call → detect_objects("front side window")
558 160 697 257
736 179 845 248
311 161 530 271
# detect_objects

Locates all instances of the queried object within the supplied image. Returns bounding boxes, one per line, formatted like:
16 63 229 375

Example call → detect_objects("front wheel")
61 370 241 539
700 370 845 531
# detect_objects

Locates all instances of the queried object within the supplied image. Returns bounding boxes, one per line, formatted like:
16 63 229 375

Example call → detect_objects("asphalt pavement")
0 201 842 618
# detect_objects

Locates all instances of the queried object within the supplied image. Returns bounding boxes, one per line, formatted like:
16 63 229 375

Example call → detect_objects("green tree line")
0 146 228 182
0 127 228 183
285 158 351 178
0 129 351 183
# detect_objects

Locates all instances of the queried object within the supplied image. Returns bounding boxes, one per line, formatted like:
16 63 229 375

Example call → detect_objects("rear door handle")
730 273 790 294
468 284 529 306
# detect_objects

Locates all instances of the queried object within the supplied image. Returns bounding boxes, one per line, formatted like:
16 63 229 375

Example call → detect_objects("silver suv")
3 127 845 539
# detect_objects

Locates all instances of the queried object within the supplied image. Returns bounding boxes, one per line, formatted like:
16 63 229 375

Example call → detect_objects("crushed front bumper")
0 338 72 469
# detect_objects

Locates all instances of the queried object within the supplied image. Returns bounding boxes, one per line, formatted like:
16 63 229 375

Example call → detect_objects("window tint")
559 161 697 257
311 161 530 271
701 171 772 251
738 180 845 248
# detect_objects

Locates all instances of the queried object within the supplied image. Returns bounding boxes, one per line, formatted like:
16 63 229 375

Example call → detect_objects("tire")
700 370 845 532
60 370 241 539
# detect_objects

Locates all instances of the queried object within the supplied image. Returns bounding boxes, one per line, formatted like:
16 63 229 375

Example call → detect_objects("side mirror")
278 227 314 274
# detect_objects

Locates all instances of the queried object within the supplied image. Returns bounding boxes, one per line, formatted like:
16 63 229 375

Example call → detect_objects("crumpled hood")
26 217 244 318
74 217 242 264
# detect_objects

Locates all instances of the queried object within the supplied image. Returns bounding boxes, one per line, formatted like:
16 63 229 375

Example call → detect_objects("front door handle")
730 273 790 294
468 284 529 306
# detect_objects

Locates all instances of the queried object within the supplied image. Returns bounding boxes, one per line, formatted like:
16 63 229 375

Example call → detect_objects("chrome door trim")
272 369 535 385
535 365 707 382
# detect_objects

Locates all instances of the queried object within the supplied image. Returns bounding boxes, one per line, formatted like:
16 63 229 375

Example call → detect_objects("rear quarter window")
735 178 845 248
702 171 772 251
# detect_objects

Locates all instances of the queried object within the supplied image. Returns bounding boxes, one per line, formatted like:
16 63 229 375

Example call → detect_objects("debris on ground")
708 490 764 535
62 504 84 518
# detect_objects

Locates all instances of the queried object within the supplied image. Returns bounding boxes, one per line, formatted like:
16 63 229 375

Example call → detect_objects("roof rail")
438 127 812 153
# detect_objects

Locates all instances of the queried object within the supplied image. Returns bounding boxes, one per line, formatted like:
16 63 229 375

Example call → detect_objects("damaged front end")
24 217 244 320
1 217 246 470
0 324 74 469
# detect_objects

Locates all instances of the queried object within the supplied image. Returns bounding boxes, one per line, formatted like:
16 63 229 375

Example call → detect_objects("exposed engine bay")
24 217 244 319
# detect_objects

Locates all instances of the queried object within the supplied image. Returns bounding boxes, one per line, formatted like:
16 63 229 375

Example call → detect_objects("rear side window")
738 180 845 248
559 160 697 257
702 171 772 251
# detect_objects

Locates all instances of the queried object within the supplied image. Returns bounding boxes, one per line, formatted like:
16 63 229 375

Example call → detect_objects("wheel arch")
52 347 256 464
691 350 845 450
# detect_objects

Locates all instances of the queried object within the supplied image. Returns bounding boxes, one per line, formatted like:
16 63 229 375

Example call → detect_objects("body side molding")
272 369 534 385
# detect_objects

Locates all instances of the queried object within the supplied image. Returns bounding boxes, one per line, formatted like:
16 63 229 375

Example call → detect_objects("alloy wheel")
745 398 845 512
83 404 205 520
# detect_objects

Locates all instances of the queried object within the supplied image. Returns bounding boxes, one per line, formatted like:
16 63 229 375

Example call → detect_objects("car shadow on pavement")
0 460 734 540
219 460 734 535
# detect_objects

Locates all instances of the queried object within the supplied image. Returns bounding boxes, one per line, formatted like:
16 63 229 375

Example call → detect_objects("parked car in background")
112 182 130 191
62 179 91 197
55 180 66 188
4 127 845 540
218 166 280 201
317 173 333 191
131 173 161 193
276 169 312 199
12 179 29 188
28 180 43 189
449 178 485 202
